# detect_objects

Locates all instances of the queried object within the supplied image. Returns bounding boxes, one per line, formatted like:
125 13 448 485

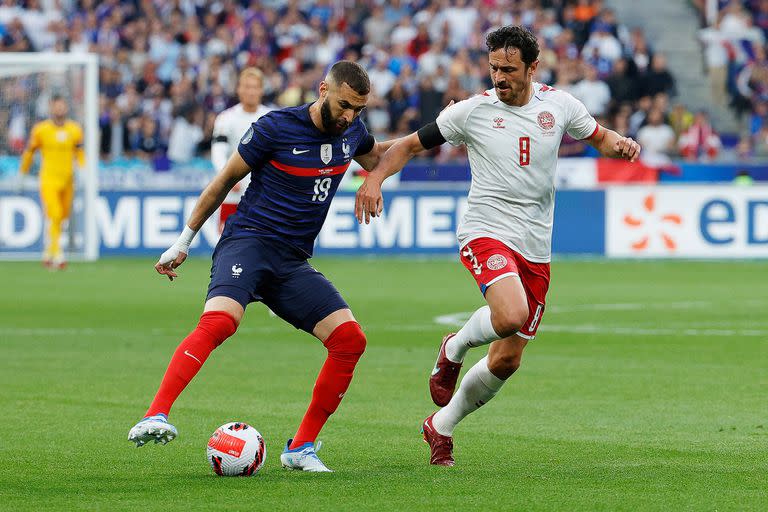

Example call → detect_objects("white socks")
445 305 499 363
431 356 505 436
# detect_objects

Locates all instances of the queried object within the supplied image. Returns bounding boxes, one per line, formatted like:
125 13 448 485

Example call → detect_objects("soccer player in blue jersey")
128 61 396 472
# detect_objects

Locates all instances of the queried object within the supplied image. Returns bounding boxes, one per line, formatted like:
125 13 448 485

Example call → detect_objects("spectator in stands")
167 104 203 164
363 6 391 49
640 54 677 98
442 0 478 52
754 124 768 156
417 39 452 78
582 21 623 64
1 17 32 51
417 74 444 127
134 115 161 160
749 99 768 138
668 102 694 141
368 55 397 97
627 28 653 73
570 64 612 116
629 95 653 136
605 57 637 104
637 107 677 163
699 19 730 107
679 110 722 160
735 45 768 108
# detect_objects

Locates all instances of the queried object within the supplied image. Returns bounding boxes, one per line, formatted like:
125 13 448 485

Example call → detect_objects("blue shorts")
206 232 348 333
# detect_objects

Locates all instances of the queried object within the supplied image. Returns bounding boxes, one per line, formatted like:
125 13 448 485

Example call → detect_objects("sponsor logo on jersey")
492 116 505 129
56 130 68 142
231 264 243 277
537 111 555 130
320 144 332 164
241 127 253 144
292 148 310 155
486 254 508 270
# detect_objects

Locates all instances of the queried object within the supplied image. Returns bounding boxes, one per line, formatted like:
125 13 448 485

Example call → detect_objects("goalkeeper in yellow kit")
20 96 85 269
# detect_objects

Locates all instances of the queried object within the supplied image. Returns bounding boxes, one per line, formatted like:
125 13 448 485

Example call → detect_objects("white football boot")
280 439 333 472
128 414 178 447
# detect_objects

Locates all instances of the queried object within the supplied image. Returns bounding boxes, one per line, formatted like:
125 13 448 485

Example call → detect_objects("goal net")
0 53 99 261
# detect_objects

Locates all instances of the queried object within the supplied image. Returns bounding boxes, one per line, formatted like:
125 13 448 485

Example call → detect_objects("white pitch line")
548 301 711 313
538 324 768 338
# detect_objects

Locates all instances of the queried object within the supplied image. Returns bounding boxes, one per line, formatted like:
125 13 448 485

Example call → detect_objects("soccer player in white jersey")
211 67 272 230
355 26 641 466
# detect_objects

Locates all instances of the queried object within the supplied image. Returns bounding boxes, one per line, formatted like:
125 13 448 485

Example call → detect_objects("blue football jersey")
231 104 374 257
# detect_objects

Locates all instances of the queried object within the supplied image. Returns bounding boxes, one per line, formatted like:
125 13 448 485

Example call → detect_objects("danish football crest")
486 254 508 271
537 111 555 130
320 144 332 165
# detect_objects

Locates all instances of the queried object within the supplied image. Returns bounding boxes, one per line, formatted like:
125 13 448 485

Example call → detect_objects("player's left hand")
615 136 641 162
355 176 384 224
155 246 188 281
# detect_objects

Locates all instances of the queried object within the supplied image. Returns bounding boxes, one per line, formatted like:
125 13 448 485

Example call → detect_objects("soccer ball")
206 422 266 476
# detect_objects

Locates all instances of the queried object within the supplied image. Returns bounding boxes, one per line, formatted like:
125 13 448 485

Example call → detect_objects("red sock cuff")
198 311 238 346
323 321 366 359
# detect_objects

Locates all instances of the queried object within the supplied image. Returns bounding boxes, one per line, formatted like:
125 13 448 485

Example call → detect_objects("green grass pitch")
0 257 766 511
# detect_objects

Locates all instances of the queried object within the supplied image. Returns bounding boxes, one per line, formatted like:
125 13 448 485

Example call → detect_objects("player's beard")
495 81 523 104
320 98 349 136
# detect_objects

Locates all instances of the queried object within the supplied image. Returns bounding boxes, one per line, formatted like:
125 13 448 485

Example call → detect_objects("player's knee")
487 352 522 379
198 311 239 347
325 321 367 360
492 306 528 337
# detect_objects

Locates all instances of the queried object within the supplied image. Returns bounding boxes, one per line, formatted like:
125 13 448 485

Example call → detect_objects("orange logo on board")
623 194 682 251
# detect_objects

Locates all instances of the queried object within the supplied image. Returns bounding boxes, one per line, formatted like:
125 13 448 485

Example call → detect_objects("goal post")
0 52 99 261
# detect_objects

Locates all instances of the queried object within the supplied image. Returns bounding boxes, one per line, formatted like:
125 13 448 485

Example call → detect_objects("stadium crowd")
2 0 761 166
694 0 768 159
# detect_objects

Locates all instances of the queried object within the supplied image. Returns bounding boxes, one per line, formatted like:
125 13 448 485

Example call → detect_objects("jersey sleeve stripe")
583 123 600 140
269 159 350 177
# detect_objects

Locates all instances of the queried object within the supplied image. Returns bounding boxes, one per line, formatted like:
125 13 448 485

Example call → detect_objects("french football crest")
320 144 332 165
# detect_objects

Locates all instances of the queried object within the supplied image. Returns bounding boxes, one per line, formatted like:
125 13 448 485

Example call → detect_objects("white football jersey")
212 103 272 202
436 83 598 263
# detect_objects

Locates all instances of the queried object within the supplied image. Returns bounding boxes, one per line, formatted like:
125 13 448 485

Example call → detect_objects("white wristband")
175 225 197 253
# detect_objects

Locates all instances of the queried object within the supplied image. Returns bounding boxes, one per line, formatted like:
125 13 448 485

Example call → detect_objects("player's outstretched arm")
587 125 642 162
155 151 251 281
353 137 403 171
355 132 426 224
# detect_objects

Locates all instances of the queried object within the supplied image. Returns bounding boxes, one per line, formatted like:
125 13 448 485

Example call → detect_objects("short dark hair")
486 26 540 67
328 60 370 95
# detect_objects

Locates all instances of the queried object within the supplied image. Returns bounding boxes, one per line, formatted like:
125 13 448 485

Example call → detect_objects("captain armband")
417 122 447 150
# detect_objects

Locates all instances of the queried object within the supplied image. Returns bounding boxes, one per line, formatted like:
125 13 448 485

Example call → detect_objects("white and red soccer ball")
206 422 266 476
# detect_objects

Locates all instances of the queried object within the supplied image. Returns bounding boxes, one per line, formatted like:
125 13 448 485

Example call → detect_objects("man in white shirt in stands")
355 25 641 467
636 107 676 166
211 67 272 230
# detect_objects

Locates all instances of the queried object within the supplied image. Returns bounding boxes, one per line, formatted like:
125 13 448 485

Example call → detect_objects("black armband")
354 134 375 156
417 122 446 150
213 135 228 143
